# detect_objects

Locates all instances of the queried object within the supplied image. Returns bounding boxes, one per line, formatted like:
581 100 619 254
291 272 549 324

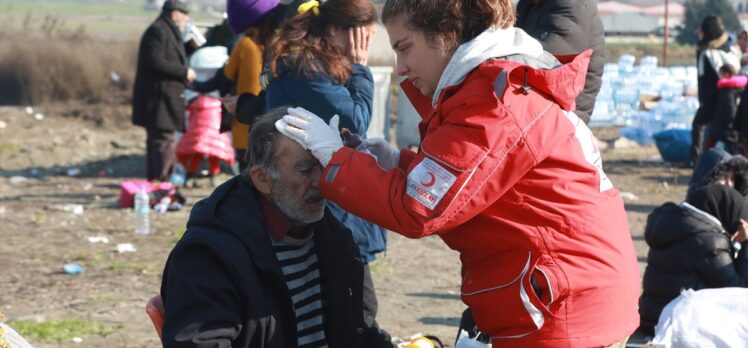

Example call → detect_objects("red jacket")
176 96 235 164
320 37 639 346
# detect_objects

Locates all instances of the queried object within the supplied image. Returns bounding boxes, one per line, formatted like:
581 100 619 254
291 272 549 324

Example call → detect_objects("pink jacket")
176 96 235 164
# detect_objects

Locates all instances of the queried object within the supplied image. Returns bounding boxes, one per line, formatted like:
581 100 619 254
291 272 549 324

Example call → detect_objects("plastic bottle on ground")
134 188 151 235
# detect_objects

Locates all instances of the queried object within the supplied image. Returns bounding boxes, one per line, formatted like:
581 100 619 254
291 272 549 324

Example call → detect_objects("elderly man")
160 108 393 347
132 0 196 181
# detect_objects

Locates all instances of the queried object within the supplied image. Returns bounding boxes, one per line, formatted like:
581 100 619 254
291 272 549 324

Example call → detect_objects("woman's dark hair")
267 0 377 84
252 4 289 47
704 155 748 196
382 0 514 53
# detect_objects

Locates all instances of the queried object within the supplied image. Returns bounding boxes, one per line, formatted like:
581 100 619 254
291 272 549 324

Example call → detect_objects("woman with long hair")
277 0 640 346
263 0 391 340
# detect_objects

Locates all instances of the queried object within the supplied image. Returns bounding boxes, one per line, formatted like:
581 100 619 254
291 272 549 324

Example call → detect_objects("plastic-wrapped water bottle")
134 188 150 235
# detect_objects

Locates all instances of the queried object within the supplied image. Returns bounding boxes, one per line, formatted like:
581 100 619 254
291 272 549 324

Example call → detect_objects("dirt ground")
0 103 691 347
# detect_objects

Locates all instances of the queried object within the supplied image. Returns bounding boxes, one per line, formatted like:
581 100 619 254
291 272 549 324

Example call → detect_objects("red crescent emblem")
420 173 436 187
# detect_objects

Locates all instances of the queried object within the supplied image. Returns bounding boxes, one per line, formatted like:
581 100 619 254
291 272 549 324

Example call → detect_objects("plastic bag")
651 288 748 348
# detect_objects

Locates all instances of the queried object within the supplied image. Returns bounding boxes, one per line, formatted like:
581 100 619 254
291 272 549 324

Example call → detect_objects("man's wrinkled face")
266 136 325 226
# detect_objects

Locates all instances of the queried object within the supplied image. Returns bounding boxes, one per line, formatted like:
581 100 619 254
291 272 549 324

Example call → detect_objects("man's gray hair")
245 107 289 178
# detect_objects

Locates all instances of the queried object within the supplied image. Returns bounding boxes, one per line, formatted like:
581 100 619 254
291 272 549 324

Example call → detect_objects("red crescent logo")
420 173 436 187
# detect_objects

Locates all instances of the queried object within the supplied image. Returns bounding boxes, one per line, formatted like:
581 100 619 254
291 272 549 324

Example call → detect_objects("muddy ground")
0 104 691 347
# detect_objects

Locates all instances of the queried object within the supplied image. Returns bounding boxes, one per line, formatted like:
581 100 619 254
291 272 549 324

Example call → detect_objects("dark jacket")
737 78 748 140
265 61 386 263
515 0 605 124
714 75 748 144
639 202 748 334
160 175 393 347
132 14 189 132
691 38 739 155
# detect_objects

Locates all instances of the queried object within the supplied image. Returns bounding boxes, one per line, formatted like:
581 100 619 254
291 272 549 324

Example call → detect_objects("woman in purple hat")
221 0 288 171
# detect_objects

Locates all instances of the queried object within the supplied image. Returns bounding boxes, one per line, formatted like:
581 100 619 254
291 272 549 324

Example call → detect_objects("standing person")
737 28 748 74
515 0 605 124
711 64 748 154
276 0 640 346
690 15 741 159
264 0 390 333
132 0 197 182
638 184 748 335
223 0 287 171
160 109 394 347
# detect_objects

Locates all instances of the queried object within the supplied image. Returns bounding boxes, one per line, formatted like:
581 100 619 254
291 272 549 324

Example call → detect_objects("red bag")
119 180 181 208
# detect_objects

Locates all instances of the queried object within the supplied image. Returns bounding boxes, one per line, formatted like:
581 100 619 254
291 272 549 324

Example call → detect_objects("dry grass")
0 19 137 106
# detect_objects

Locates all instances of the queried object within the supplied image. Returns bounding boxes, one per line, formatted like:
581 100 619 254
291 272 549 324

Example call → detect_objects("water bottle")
134 188 150 235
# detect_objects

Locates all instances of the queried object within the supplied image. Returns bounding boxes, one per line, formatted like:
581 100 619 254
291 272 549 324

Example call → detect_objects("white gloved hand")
364 137 399 170
275 107 343 167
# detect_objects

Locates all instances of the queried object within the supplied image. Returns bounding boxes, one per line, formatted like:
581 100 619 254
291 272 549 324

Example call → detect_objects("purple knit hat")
226 0 281 34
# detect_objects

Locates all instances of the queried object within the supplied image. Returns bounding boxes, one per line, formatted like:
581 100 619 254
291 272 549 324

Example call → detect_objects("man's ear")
249 165 272 195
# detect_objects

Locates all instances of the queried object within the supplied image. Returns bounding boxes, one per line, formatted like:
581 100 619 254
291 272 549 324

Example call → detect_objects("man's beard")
268 183 325 227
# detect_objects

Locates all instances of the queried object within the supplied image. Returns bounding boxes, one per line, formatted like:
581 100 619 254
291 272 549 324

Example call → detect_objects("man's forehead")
273 135 315 164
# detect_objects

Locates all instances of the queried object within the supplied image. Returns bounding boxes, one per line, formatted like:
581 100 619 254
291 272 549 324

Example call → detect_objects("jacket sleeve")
161 242 243 348
142 25 188 81
695 236 748 288
319 96 537 238
530 0 591 55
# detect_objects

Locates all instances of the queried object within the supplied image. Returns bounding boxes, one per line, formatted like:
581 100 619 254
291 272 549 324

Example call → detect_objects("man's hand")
220 94 238 115
733 219 748 244
186 68 197 83
275 107 343 167
364 137 399 170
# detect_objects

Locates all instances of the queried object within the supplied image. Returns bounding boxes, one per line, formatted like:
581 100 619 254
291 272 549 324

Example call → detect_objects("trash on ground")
9 176 28 185
24 106 33 115
33 113 45 121
116 243 136 253
0 121 6 129
87 236 109 244
110 71 120 83
52 204 84 215
83 183 94 191
67 168 81 177
72 336 83 343
620 192 639 201
63 263 84 275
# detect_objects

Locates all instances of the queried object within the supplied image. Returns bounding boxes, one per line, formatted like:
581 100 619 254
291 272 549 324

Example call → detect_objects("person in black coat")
160 109 393 347
515 0 605 124
638 184 748 334
712 64 747 154
690 15 741 159
132 0 196 181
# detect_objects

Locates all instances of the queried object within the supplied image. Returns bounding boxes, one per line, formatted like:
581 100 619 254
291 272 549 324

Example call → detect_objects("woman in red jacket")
276 0 640 346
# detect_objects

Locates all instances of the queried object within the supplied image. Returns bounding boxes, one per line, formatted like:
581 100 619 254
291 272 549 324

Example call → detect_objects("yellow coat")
223 35 263 150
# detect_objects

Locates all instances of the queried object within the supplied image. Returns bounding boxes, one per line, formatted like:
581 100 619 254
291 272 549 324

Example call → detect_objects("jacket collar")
680 202 726 233
432 27 544 107
159 14 187 63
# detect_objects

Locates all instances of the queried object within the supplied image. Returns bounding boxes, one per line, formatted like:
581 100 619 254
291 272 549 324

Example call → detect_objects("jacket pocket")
461 251 548 338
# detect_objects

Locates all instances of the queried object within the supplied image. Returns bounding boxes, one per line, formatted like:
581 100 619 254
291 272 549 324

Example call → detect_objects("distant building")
598 1 684 36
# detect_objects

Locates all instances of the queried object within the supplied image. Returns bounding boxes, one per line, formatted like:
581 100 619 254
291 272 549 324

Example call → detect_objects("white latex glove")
364 137 399 170
275 107 343 167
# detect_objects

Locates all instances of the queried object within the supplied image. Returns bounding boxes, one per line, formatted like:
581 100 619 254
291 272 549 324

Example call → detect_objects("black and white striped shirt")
272 232 329 348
